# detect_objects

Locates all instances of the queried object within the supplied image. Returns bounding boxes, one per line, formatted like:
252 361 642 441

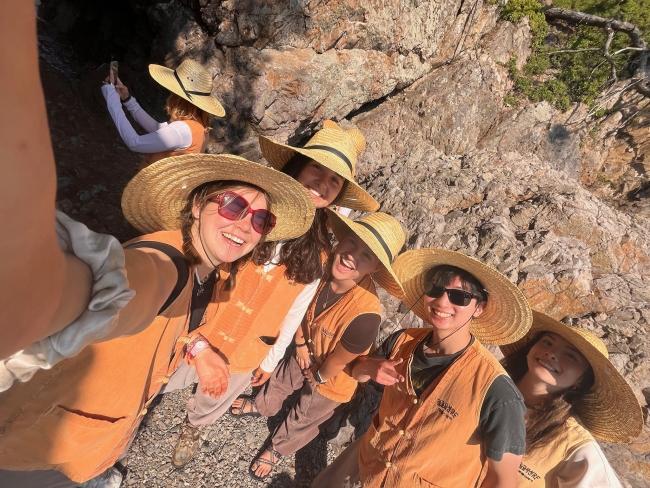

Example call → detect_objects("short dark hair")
426 264 487 304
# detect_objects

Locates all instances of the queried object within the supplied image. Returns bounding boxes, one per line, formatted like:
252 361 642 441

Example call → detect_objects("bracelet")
121 95 132 104
186 336 210 359
295 342 306 347
313 368 327 384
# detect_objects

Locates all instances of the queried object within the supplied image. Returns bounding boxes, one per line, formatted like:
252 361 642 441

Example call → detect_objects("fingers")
372 359 405 386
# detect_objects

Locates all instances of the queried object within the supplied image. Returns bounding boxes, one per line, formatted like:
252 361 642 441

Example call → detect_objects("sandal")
229 395 261 417
249 447 282 481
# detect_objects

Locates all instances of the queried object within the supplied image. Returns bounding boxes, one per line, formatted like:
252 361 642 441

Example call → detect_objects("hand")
250 367 271 387
114 76 130 101
302 365 318 387
193 347 229 398
364 357 405 386
295 345 312 370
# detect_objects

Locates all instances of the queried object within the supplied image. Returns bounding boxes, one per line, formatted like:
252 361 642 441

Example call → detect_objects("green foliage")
501 0 549 47
500 0 650 111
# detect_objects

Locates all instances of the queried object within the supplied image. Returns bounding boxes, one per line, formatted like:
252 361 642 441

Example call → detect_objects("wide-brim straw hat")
501 311 643 443
149 59 225 117
392 248 532 345
327 209 406 299
259 120 379 211
122 153 314 242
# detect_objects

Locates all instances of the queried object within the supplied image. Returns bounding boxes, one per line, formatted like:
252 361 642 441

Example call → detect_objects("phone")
109 61 119 83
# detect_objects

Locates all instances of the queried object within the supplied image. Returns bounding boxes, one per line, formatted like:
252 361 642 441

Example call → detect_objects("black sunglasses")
425 285 484 307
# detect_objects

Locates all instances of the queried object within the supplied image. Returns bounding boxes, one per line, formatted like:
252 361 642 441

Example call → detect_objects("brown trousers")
163 360 252 426
255 354 339 456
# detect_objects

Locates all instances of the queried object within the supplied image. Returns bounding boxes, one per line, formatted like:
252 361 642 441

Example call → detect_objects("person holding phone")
102 58 225 165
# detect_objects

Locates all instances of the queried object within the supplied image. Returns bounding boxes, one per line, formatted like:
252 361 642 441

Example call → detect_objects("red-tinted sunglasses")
206 191 276 236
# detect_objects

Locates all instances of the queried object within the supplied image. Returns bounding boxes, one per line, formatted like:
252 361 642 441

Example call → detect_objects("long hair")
253 154 334 284
165 93 213 131
178 180 270 291
502 334 595 453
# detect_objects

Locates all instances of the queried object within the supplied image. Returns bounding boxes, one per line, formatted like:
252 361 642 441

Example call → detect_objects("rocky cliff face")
40 0 649 485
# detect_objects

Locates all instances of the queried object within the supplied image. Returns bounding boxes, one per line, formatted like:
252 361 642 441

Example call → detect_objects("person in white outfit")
101 58 225 165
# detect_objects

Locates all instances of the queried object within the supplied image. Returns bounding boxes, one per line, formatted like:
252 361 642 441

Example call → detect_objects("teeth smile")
223 232 244 245
341 257 355 270
432 310 453 318
309 188 322 198
537 358 558 373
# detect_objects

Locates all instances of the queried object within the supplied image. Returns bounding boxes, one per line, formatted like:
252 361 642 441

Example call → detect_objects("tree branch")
544 8 647 49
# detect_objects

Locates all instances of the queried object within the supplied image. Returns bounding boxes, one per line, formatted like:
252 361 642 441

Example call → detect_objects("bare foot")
230 396 259 416
250 447 281 481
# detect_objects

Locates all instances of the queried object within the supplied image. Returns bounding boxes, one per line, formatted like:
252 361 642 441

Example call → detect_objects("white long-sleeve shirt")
258 244 320 373
101 84 192 154
551 441 622 488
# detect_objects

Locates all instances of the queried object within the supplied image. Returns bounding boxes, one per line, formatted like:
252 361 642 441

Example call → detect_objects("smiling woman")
500 312 643 487
0 152 314 486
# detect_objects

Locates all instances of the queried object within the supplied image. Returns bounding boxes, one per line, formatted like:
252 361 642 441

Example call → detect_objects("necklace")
194 268 214 296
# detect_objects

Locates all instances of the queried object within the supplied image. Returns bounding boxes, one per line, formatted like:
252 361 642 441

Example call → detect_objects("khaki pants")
311 439 361 488
255 355 340 456
163 360 253 426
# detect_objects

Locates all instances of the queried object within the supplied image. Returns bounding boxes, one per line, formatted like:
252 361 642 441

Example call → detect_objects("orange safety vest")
145 119 206 165
304 277 381 403
358 328 507 488
517 416 594 486
0 230 225 482
196 258 308 373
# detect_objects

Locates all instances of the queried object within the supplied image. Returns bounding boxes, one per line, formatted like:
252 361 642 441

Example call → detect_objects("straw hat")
392 248 532 345
149 59 225 117
259 120 379 211
501 311 643 443
327 209 406 299
121 153 314 242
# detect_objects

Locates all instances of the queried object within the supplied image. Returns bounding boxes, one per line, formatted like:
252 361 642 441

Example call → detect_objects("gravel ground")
123 386 350 488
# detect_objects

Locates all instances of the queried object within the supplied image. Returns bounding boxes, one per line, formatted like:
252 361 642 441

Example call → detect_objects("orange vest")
0 230 224 482
196 259 307 373
304 277 381 403
517 416 593 486
358 328 506 488
145 119 206 164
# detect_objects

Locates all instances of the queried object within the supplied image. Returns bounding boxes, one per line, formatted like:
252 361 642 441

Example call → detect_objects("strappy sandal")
229 395 261 418
249 447 282 482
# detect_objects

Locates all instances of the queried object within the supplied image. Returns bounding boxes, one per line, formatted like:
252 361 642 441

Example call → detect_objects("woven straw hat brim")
327 210 405 299
121 154 315 242
149 64 226 118
392 249 532 345
501 312 643 443
259 136 379 211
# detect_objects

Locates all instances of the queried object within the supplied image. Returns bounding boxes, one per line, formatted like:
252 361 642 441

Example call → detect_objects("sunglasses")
206 191 276 236
425 285 484 307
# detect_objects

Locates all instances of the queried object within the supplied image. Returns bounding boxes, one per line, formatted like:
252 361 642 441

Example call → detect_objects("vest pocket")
44 406 128 464
413 472 443 487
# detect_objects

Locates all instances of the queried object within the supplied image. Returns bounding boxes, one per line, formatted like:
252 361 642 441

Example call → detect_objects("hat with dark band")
260 120 379 212
149 59 225 117
327 209 406 299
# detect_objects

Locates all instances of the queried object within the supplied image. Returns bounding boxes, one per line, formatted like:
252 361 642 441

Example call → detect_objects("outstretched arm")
0 1 91 358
